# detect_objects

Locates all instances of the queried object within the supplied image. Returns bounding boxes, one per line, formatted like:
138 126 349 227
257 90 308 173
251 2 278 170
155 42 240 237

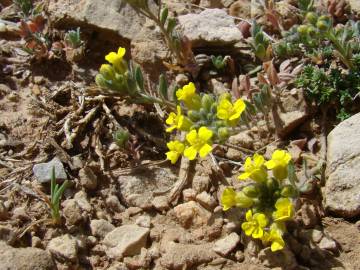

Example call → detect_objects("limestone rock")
33 157 67 183
118 166 178 209
47 234 78 262
160 241 218 269
324 113 360 217
90 219 115 238
103 225 149 259
174 201 212 228
349 0 360 15
178 9 242 48
213 232 240 256
229 0 252 19
48 0 144 41
274 88 309 138
79 167 97 190
0 242 55 270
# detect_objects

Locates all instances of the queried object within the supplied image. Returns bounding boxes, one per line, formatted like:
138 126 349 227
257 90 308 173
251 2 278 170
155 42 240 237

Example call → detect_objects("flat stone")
90 219 115 238
318 236 337 253
118 166 178 209
33 157 67 183
160 241 218 269
47 234 78 262
324 113 360 217
0 242 55 270
174 201 212 228
48 0 145 41
213 232 240 256
103 225 149 259
178 9 242 48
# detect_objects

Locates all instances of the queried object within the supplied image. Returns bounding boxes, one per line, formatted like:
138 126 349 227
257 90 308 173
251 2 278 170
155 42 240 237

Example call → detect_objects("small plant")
296 64 360 120
50 167 68 224
250 21 271 62
96 47 174 107
64 28 83 49
211 55 227 71
221 150 298 252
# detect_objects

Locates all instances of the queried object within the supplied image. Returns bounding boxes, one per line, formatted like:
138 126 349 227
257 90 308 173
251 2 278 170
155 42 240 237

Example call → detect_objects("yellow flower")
217 98 246 122
176 82 201 109
272 198 294 222
105 47 126 72
241 210 268 239
262 223 285 252
238 153 267 182
166 140 185 164
165 106 192 132
221 187 253 211
183 127 213 160
265 150 292 180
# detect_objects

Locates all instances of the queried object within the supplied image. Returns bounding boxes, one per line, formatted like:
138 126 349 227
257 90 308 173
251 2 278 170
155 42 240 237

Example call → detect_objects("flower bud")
306 26 316 36
218 93 231 102
235 191 254 208
95 74 108 88
297 25 309 35
218 127 230 140
201 94 215 112
100 64 115 80
317 16 331 31
242 185 259 198
188 110 201 122
281 185 296 197
266 178 279 191
305 12 318 25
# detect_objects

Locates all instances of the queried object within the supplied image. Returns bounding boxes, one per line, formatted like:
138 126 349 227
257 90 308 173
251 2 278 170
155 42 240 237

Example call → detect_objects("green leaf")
158 74 168 99
287 160 298 187
135 66 144 91
51 166 56 198
53 180 68 206
167 18 176 34
160 7 168 26
244 100 257 115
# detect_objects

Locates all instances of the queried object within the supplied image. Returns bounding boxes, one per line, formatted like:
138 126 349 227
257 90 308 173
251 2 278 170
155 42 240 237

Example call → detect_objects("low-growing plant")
250 21 271 62
95 47 175 108
296 64 360 120
221 150 298 252
49 167 68 224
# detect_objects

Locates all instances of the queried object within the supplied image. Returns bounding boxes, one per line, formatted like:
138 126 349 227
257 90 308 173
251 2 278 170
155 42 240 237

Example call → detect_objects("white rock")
174 201 212 228
103 225 149 259
213 232 240 256
196 191 217 210
0 242 55 270
136 215 151 228
118 166 178 209
47 234 78 262
33 157 67 183
178 9 242 48
325 113 360 217
90 219 115 238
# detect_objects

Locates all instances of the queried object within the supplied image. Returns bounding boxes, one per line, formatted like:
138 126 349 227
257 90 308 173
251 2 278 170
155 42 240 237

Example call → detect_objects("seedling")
50 167 68 225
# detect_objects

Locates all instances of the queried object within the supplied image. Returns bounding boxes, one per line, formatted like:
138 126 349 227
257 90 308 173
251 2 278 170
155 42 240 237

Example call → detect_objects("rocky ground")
1 0 360 269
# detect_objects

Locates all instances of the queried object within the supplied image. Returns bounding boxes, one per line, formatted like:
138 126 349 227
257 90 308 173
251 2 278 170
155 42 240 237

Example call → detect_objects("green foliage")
296 64 360 120
250 21 270 62
113 128 130 148
64 28 83 49
14 0 33 17
50 167 68 224
211 55 227 71
298 0 314 12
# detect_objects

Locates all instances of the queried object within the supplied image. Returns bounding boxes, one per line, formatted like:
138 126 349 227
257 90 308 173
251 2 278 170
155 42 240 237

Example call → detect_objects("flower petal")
117 47 126 57
198 127 213 141
184 146 197 160
199 144 213 158
254 213 268 228
186 130 198 145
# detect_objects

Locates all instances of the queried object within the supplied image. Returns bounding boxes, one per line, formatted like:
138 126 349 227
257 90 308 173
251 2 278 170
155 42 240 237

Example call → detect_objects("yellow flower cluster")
165 82 247 164
221 149 296 252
